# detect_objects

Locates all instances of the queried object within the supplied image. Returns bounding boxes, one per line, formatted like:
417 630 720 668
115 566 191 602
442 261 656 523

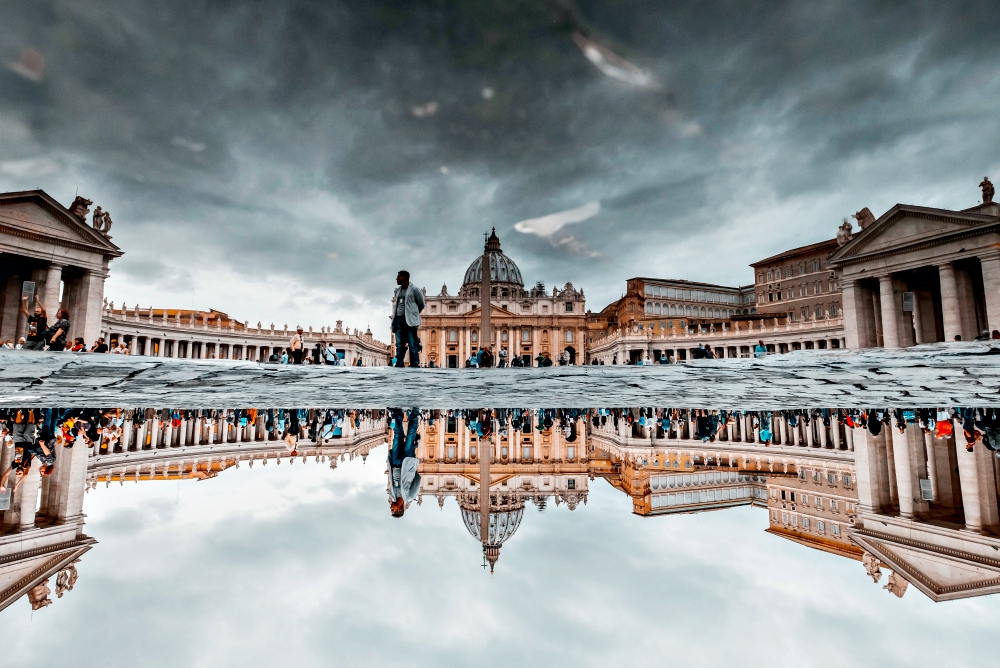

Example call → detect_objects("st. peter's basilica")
417 229 587 367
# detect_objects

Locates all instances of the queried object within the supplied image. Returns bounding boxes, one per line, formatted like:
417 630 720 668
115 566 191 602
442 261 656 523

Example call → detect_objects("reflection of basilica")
414 410 588 571
416 230 588 366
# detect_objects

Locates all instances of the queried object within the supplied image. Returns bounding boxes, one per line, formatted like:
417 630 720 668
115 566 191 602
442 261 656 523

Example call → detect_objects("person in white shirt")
324 343 338 365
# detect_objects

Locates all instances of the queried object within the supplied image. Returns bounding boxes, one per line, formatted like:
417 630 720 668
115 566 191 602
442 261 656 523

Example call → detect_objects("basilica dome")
458 492 525 572
461 228 524 288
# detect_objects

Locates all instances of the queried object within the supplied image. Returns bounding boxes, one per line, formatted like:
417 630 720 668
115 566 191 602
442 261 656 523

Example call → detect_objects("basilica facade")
417 230 587 366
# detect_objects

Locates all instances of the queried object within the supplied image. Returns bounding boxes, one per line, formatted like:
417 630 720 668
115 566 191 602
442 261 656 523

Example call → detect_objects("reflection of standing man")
391 270 424 368
388 408 421 517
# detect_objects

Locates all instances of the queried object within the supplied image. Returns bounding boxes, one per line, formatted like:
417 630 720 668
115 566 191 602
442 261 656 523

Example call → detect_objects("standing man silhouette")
391 270 424 368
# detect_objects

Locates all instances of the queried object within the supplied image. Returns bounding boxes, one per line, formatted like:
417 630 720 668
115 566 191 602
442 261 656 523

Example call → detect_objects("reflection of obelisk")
479 412 491 561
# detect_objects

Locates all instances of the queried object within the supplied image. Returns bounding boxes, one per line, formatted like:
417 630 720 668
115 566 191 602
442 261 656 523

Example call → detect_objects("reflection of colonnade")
86 409 386 460
849 417 1000 600
87 430 387 490
101 304 390 365
1 411 387 613
0 432 94 612
589 409 1000 601
588 412 854 519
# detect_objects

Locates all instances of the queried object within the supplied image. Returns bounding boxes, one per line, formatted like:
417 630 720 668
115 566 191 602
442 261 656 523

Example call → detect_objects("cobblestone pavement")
1 343 998 408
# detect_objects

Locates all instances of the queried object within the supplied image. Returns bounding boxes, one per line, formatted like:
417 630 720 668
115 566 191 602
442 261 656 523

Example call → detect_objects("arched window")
566 330 573 342
654 303 661 315
700 306 707 317
685 305 692 317
715 308 721 318
669 304 677 316
646 302 653 314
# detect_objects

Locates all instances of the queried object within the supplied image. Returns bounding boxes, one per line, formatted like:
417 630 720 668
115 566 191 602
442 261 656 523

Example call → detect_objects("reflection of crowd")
588 407 1000 449
0 408 92 497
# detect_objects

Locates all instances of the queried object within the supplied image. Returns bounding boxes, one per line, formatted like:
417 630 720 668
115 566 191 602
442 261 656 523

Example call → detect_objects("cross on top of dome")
484 227 501 252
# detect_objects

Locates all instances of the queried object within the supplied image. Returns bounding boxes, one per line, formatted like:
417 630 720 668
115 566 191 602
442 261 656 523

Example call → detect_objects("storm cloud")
1 0 998 336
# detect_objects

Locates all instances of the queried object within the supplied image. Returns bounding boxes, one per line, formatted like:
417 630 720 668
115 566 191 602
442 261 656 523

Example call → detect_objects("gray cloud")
1 0 999 336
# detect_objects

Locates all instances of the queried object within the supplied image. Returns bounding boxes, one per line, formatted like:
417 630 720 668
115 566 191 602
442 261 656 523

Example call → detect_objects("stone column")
76 269 107 347
841 280 864 349
878 275 900 348
871 290 883 347
41 263 64 316
852 428 884 515
923 431 938 502
953 425 983 532
4 458 42 528
938 262 963 341
53 434 90 521
0 274 21 342
980 252 1000 336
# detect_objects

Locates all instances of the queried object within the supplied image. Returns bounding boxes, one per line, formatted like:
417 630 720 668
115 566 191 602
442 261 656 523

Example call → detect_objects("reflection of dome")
458 492 525 572
461 229 524 288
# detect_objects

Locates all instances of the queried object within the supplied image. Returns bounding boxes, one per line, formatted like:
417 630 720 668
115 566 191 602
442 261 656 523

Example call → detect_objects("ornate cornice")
0 222 122 260
830 207 999 268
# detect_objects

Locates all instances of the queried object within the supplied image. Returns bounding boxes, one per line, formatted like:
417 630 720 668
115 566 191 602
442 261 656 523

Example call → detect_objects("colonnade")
843 253 1000 349
101 304 390 365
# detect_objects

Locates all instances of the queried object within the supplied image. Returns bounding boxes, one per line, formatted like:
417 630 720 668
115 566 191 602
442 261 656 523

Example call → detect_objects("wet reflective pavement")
2 407 999 666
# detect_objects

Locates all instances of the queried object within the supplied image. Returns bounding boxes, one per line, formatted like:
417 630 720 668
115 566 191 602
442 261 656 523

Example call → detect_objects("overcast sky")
2 1 999 338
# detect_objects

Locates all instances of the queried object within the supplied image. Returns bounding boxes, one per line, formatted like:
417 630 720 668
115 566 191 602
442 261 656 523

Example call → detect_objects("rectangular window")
782 512 789 524
802 517 810 529
832 524 841 536
522 330 530 342
565 302 573 312
831 499 839 512
817 520 826 532
567 446 575 459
